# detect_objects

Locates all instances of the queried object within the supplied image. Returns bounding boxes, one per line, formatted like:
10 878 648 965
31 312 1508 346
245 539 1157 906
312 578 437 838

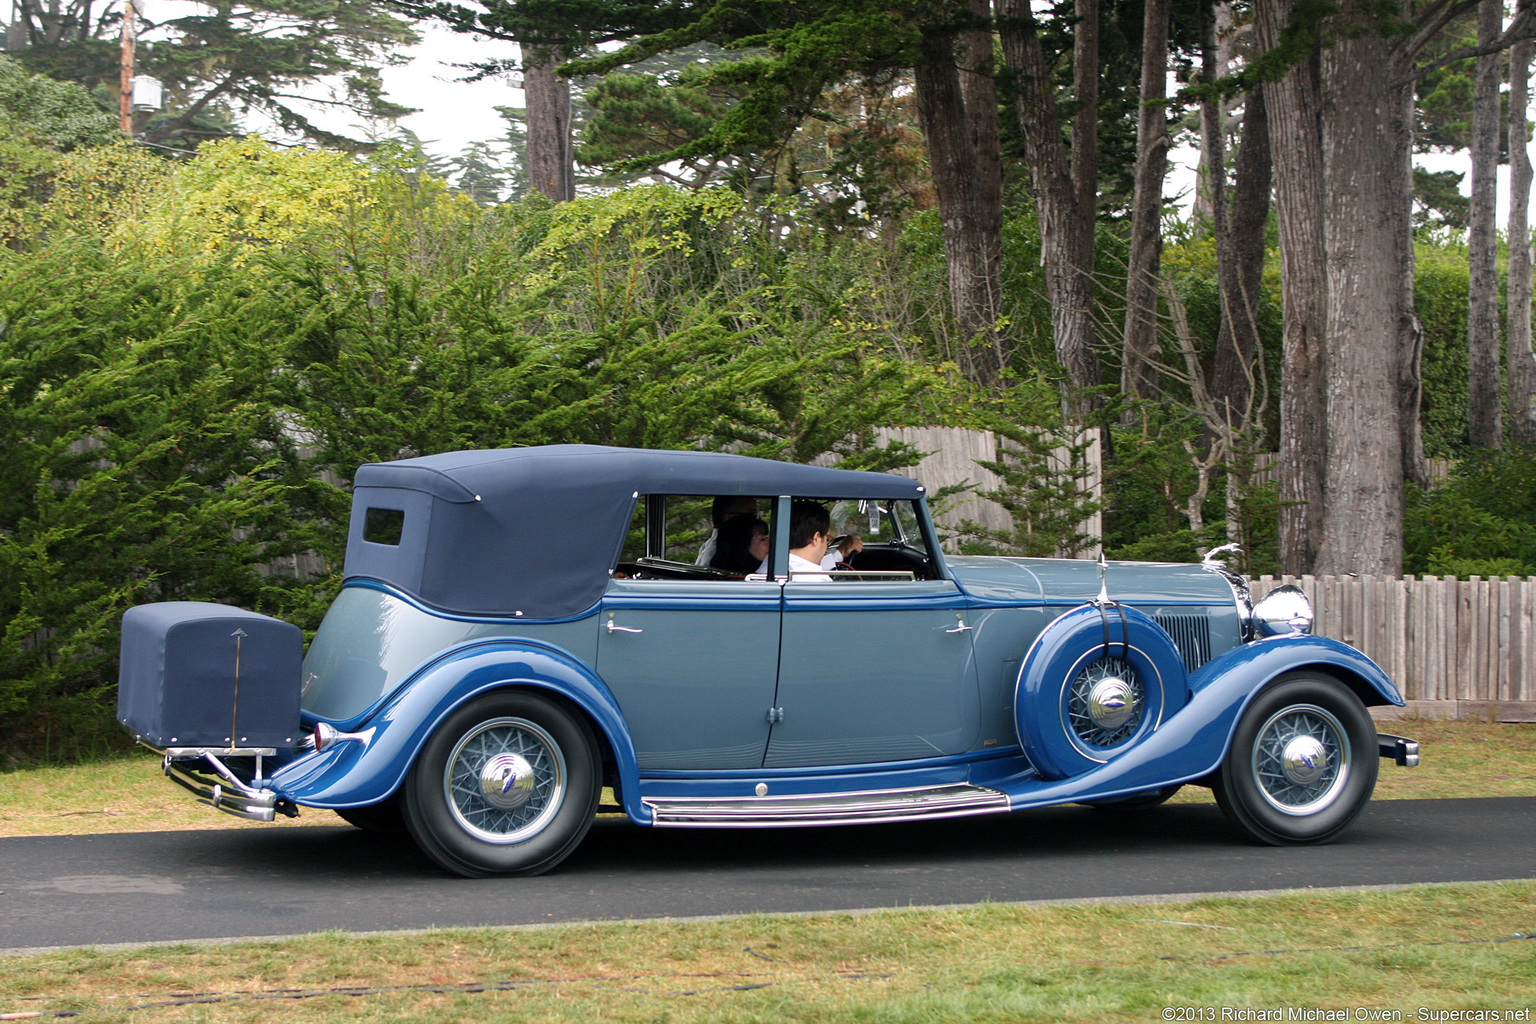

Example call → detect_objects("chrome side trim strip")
645 783 1011 828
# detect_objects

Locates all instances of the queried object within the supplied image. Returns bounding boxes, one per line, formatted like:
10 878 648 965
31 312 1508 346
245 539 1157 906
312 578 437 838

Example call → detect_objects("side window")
819 498 937 581
614 494 769 579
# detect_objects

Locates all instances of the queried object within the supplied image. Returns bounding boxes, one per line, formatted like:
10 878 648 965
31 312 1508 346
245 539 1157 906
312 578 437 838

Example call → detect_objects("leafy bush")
1404 446 1536 577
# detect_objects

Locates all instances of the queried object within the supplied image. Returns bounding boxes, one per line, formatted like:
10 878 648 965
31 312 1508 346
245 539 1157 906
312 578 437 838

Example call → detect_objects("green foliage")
1413 167 1471 230
1415 238 1473 458
949 380 1104 558
1405 446 1536 578
0 58 125 247
0 239 336 760
0 146 974 758
7 0 416 150
0 56 118 152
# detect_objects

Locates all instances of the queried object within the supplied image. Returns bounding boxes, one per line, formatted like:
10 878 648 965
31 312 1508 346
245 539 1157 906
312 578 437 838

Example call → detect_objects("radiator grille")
1153 613 1213 673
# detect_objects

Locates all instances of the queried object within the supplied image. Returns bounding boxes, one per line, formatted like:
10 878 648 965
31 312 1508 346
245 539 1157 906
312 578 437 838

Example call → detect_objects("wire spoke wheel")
1212 673 1377 846
1067 656 1145 750
1250 704 1348 815
445 717 566 843
405 691 599 877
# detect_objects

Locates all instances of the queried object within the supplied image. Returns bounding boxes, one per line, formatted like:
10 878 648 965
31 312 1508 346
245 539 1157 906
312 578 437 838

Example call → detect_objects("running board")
645 783 1011 828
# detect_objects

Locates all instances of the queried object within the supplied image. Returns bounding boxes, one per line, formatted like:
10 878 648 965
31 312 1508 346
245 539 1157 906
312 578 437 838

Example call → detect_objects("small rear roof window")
363 507 405 546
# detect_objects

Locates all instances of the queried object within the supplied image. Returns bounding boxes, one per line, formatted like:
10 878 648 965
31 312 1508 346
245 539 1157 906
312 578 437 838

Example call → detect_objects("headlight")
1251 584 1313 637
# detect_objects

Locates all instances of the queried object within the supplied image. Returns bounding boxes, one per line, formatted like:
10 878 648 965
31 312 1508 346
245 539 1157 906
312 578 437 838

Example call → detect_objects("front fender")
268 640 648 824
997 633 1402 807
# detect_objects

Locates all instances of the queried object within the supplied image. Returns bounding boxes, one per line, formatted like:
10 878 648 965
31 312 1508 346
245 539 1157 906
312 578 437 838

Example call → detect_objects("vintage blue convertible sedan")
118 445 1418 876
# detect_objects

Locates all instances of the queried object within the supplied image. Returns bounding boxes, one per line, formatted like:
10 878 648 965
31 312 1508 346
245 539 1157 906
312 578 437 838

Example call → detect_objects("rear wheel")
403 691 600 877
1211 673 1377 845
335 792 405 833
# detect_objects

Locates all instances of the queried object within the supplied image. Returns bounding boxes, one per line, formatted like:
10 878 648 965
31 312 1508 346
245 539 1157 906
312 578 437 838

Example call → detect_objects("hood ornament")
1202 542 1242 568
1094 550 1112 606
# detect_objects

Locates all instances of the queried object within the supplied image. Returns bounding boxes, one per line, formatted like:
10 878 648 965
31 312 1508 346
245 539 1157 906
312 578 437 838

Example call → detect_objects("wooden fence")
1250 574 1536 721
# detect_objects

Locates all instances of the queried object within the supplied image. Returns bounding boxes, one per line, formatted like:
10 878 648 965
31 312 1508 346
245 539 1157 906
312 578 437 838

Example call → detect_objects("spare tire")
1014 603 1190 779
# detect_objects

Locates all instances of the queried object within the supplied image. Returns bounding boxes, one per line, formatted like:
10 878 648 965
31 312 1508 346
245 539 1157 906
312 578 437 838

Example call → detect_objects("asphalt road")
2 796 1532 954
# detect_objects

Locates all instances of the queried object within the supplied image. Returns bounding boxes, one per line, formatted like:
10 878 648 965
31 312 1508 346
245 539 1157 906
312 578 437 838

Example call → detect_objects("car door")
595 578 782 771
763 498 982 769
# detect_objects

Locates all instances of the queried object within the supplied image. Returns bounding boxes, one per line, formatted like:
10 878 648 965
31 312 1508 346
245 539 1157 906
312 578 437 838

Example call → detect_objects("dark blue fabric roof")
343 445 926 618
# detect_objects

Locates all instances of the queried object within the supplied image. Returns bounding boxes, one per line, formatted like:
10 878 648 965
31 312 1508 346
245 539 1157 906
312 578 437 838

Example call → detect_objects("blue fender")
267 639 650 824
993 632 1404 808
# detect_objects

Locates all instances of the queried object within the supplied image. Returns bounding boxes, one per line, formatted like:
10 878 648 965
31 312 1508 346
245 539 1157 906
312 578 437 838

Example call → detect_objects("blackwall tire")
1211 673 1378 846
403 691 600 877
335 792 406 833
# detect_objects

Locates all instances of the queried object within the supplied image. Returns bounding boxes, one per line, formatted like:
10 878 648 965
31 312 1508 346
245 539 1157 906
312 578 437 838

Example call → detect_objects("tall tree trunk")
1316 3 1411 576
1210 84 1272 428
912 0 1006 390
524 43 574 203
1121 0 1171 402
1255 0 1326 575
1511 0 1536 446
999 0 1100 416
1468 0 1505 450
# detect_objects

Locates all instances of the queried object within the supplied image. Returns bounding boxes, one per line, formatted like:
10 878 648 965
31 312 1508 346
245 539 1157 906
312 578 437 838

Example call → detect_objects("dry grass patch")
0 882 1532 1022
0 752 343 836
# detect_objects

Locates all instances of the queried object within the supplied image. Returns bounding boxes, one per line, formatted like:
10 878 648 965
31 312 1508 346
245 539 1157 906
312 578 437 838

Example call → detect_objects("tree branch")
1402 5 1536 83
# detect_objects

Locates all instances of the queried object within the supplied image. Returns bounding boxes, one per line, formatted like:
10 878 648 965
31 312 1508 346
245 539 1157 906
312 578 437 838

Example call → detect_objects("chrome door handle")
945 619 973 633
606 618 642 634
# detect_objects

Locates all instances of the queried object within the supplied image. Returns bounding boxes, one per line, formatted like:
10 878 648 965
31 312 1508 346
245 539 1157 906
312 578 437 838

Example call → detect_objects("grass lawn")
0 883 1532 1022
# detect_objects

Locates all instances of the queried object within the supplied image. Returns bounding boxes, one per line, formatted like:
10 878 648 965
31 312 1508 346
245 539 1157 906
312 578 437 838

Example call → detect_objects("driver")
758 499 833 581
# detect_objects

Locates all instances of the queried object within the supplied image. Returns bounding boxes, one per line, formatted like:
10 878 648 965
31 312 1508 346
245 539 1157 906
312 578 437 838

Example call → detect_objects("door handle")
606 616 642 634
945 618 972 633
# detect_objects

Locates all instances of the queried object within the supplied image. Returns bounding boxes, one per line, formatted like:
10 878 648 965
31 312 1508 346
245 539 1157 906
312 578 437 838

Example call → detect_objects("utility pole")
119 0 138 135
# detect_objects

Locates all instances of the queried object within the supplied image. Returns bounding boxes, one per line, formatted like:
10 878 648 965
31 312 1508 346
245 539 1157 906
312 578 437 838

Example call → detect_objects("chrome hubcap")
445 717 566 844
1068 657 1145 749
479 753 537 810
1279 735 1329 786
1251 704 1350 815
1088 676 1135 731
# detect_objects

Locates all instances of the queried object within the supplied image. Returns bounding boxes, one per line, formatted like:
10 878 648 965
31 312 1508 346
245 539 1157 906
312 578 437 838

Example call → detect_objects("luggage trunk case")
118 602 302 749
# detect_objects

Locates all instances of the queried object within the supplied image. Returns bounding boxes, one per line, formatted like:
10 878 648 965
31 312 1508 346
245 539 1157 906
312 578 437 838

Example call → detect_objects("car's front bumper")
1377 733 1421 767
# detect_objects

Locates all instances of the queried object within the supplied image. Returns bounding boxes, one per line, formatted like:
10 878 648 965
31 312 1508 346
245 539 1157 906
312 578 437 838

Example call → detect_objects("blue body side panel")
267 628 1397 828
268 641 650 824
630 633 1402 813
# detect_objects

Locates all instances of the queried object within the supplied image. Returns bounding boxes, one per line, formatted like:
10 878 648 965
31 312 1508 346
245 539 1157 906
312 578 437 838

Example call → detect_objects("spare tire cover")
1014 603 1190 779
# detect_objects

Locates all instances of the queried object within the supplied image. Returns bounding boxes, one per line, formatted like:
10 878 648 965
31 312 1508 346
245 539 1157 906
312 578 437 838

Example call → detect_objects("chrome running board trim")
645 783 1010 828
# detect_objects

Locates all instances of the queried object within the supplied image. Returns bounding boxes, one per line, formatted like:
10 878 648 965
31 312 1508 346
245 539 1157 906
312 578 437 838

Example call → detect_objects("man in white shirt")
759 499 833 581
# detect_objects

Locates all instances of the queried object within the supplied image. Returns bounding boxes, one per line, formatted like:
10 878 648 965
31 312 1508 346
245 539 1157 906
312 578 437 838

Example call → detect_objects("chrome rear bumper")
158 747 297 822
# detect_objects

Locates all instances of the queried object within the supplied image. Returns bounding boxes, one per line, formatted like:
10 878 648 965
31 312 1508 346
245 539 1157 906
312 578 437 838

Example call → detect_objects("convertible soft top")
342 445 927 619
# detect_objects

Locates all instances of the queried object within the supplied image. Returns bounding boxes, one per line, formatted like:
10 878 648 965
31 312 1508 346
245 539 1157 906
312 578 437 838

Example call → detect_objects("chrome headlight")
1251 584 1313 637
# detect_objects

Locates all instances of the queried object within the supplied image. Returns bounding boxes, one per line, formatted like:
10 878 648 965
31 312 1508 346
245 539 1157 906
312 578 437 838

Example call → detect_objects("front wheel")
403 691 600 877
1211 673 1378 845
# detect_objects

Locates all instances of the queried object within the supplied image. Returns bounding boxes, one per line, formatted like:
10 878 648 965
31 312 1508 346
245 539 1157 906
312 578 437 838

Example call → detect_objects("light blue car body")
254 446 1402 828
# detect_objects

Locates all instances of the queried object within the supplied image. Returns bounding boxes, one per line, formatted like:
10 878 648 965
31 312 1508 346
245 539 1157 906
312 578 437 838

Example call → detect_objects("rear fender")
1000 634 1402 807
268 640 647 823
